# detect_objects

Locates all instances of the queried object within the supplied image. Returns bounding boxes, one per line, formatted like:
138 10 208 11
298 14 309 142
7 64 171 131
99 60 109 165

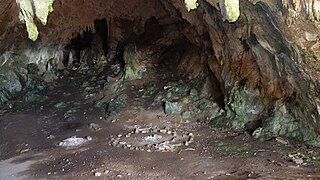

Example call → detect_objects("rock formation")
0 0 319 145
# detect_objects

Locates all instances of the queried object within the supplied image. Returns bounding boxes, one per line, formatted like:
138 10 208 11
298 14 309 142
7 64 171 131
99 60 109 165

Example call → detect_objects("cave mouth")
0 0 227 160
55 11 226 111
60 14 226 121
2 0 320 178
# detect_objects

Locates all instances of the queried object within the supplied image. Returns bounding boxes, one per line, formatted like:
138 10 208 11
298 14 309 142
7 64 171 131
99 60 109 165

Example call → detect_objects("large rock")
0 70 22 105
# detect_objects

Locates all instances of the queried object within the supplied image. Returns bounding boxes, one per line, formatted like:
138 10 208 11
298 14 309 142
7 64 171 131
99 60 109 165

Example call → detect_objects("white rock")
94 172 102 177
58 136 88 147
86 136 93 141
116 174 122 178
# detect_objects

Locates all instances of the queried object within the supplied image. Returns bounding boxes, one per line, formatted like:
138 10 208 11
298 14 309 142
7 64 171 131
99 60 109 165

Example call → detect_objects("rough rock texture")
0 0 319 145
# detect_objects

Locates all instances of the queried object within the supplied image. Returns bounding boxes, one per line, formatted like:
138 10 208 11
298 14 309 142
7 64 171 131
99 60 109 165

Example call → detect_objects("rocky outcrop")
0 0 319 145
180 0 320 145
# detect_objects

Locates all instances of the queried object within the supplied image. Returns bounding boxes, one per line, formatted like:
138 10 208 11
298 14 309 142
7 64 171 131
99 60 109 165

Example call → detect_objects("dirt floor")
1 69 320 180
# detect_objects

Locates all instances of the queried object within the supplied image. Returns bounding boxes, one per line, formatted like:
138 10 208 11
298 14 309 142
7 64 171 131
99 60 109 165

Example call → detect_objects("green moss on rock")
220 0 240 22
226 87 265 129
16 0 55 41
185 0 199 12
123 44 141 80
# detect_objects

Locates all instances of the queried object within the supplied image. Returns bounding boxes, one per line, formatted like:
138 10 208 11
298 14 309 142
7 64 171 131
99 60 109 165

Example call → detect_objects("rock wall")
163 0 320 145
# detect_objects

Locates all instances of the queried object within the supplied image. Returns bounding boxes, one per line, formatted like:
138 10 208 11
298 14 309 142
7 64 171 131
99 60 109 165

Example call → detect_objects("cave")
1 0 320 179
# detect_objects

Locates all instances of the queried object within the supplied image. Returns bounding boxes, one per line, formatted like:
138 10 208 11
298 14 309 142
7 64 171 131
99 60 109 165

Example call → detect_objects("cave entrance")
0 1 229 178
2 1 320 178
59 15 226 128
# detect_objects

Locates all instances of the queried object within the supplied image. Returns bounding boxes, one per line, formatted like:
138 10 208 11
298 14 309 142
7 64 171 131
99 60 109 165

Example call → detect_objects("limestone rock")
164 101 183 115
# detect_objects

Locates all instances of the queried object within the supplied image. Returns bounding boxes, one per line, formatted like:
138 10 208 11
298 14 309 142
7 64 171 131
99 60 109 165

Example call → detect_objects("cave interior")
1 0 320 179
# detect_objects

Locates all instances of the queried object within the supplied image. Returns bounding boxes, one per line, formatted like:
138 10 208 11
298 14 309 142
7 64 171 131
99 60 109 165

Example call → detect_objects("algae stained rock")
164 101 183 115
16 0 55 41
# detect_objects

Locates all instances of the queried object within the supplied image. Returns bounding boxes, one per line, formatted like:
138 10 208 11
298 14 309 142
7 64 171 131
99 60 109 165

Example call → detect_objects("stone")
116 175 122 178
0 70 22 105
63 92 71 97
3 70 22 94
164 101 183 115
54 102 68 109
220 0 240 22
105 94 128 122
94 172 102 177
185 0 199 11
86 136 93 141
47 135 55 139
189 89 198 98
142 84 157 98
42 71 58 83
181 111 191 120
23 91 45 103
17 0 54 40
94 100 104 108
106 64 122 78
58 136 88 147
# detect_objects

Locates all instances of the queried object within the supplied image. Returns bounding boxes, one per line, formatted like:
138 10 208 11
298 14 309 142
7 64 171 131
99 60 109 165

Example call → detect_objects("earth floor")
1 69 320 180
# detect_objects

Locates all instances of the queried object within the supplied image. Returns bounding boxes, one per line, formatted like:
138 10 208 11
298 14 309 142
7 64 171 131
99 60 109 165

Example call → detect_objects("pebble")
159 129 167 133
145 144 151 148
119 141 126 145
172 131 178 137
117 175 122 178
94 172 102 177
47 135 55 139
86 136 93 141
275 137 289 145
117 134 122 137
188 136 194 142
